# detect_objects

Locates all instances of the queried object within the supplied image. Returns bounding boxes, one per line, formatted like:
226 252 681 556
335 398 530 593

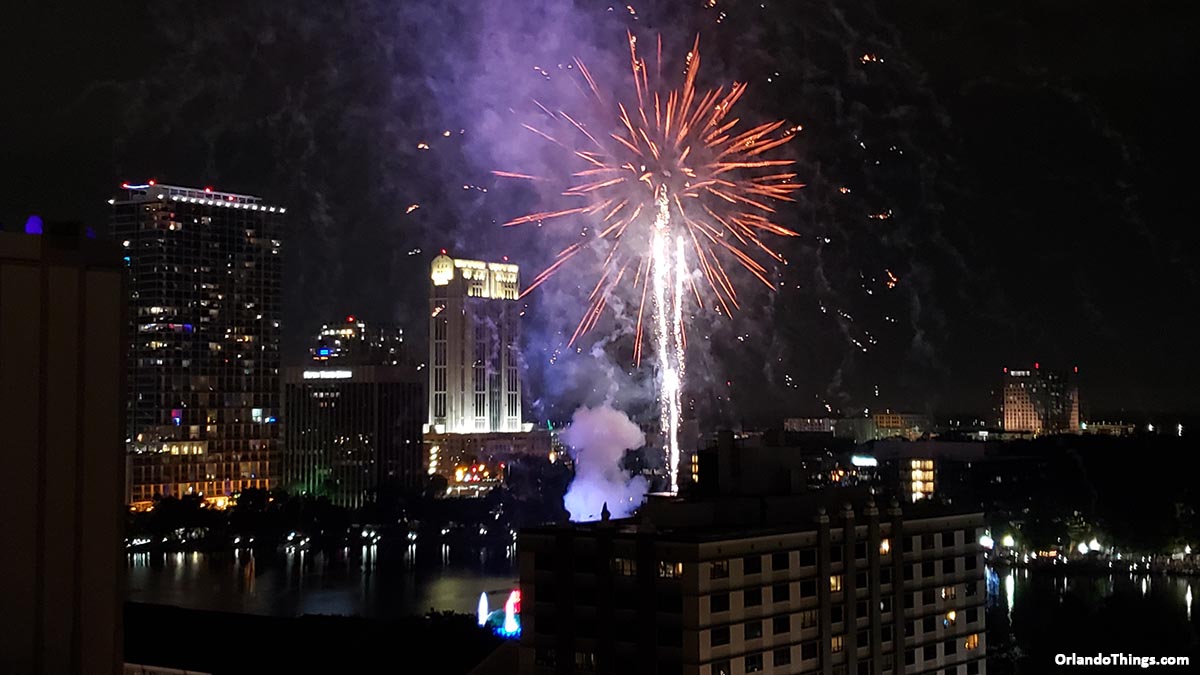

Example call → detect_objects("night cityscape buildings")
520 493 987 675
283 317 424 507
0 227 125 674
5 2 1200 673
113 183 284 507
311 314 406 365
427 252 524 434
998 366 1080 435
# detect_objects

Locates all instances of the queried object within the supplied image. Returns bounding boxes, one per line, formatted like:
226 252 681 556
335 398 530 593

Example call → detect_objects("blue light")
24 215 43 235
318 348 331 356
123 256 131 265
266 416 277 423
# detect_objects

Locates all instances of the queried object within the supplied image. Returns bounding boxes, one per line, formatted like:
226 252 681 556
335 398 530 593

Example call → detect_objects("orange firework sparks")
495 32 803 363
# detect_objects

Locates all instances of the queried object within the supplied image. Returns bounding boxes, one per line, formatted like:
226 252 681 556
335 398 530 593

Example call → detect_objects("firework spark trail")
496 32 802 492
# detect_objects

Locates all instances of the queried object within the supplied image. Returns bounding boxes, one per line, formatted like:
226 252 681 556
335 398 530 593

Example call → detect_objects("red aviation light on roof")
204 186 213 193
1035 362 1040 369
1003 367 1008 373
148 179 156 186
121 182 130 189
441 248 448 255
347 315 355 323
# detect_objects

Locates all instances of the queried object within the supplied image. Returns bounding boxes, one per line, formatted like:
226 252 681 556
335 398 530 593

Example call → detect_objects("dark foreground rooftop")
124 602 501 675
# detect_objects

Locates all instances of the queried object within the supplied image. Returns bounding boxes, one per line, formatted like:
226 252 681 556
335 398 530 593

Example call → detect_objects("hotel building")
427 252 522 434
999 366 1080 435
518 497 986 675
112 182 283 506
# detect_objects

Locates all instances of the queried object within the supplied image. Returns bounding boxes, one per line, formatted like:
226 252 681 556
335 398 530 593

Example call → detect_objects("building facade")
428 252 522 433
834 414 931 445
784 418 836 434
283 364 424 508
519 499 986 675
111 182 283 505
1 227 125 674
999 366 1080 435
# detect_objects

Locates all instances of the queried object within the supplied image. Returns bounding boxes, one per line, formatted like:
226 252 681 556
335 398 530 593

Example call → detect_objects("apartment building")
518 496 985 675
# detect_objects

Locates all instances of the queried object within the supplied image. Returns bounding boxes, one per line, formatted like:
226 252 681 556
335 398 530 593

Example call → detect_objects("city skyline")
5 1 1197 423
6 2 1199 674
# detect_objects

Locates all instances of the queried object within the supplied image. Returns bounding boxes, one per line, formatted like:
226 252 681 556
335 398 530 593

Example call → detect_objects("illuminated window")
831 635 844 653
943 610 957 627
574 651 596 672
941 586 957 600
879 538 891 555
658 561 684 579
830 575 843 592
799 609 818 629
612 558 637 576
965 633 980 650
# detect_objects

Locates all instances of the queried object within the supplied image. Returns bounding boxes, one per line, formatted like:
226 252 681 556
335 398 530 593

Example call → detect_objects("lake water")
128 550 1199 670
986 566 1199 673
126 541 521 618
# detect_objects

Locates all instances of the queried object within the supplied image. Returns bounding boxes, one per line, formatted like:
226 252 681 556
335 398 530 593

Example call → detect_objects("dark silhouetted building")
284 324 424 507
519 495 986 675
112 182 283 507
1 227 125 674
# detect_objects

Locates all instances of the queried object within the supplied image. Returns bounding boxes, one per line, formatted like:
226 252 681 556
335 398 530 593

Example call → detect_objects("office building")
999 366 1080 435
283 363 424 508
112 182 283 506
1 225 125 674
428 252 523 433
519 496 986 675
311 314 406 365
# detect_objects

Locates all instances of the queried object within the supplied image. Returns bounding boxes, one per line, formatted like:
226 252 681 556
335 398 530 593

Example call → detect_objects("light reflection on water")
127 542 519 619
985 564 1199 673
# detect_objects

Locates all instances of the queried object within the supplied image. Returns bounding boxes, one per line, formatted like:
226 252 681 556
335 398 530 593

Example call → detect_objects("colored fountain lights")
477 590 522 639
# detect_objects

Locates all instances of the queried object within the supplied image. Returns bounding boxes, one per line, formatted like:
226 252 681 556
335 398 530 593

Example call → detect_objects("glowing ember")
496 33 802 492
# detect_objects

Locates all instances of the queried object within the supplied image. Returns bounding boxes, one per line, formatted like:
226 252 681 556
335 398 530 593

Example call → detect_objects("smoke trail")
560 404 649 521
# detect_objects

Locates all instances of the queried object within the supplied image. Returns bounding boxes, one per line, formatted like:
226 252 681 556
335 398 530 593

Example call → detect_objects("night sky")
5 0 1198 424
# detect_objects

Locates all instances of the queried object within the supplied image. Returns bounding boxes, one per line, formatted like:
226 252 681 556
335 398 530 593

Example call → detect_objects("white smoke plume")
561 405 649 522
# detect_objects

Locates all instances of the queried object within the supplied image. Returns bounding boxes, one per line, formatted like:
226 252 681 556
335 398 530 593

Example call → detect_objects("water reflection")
127 541 519 619
986 564 1198 673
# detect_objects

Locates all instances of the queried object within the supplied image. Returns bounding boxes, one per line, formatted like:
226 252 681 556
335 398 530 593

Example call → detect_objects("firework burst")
496 32 803 491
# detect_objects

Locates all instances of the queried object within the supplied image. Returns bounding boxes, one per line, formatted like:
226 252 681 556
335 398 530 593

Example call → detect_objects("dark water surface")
987 566 1199 673
126 541 520 618
129 550 1199 671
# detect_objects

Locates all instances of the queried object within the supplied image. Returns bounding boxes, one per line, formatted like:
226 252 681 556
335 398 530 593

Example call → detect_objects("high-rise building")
311 314 406 365
999 365 1080 435
428 252 523 434
1 225 125 674
283 363 424 508
111 182 283 506
519 497 987 675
